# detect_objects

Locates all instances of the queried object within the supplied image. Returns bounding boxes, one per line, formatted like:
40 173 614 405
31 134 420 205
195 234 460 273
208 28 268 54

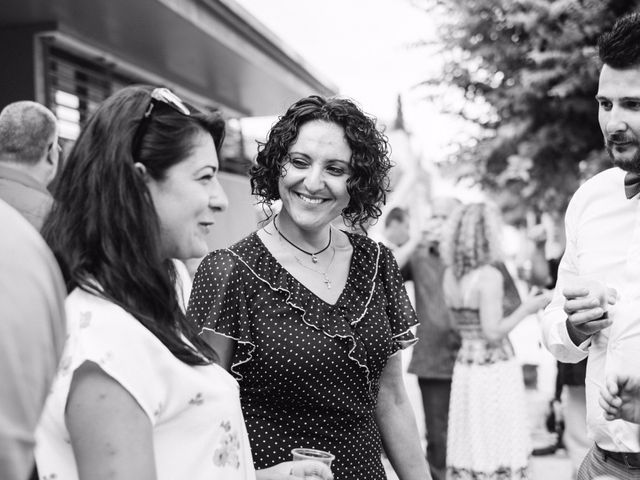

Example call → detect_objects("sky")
235 0 438 121
234 0 484 200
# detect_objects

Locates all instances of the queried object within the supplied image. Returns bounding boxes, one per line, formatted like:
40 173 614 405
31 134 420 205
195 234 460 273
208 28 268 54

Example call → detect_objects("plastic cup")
291 447 334 466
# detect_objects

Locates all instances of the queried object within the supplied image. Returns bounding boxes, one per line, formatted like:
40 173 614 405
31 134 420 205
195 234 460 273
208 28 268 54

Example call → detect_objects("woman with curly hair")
440 202 552 480
188 95 429 480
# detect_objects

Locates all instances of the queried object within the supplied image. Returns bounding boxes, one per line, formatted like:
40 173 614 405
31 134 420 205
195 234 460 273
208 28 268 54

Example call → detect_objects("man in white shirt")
542 12 640 480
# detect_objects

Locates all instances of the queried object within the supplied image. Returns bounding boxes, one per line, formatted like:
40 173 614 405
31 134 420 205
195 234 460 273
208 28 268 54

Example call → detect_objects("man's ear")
44 143 60 186
134 162 150 182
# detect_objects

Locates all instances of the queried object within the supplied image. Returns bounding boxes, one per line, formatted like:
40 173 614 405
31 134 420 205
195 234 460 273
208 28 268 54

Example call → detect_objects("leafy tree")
413 0 640 223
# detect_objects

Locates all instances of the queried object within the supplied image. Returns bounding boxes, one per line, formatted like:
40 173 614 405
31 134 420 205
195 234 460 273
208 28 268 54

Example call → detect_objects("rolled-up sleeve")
541 200 590 363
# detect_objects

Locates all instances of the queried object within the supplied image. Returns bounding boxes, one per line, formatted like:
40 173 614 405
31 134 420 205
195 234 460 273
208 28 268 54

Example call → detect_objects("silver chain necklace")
293 246 336 289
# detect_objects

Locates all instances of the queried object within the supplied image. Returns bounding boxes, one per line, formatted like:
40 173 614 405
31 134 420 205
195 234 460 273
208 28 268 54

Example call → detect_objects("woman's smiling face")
146 131 228 260
277 120 352 233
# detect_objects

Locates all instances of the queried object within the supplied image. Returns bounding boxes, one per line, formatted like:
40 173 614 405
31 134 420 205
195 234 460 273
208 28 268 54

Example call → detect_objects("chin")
609 146 640 172
612 156 640 173
171 244 208 261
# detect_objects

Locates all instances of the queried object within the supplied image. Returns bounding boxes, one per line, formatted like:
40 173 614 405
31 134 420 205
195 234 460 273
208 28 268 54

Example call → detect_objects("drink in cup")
291 448 334 479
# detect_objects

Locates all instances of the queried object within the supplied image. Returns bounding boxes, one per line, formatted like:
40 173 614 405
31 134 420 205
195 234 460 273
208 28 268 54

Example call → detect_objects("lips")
610 142 637 152
295 192 327 204
199 221 214 233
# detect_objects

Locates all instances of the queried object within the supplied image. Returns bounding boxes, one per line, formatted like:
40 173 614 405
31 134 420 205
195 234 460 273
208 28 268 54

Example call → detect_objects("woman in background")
440 202 552 480
36 85 331 480
188 95 429 480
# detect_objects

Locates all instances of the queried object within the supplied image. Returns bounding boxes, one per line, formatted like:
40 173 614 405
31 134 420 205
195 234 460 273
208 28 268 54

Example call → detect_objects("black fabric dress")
188 231 418 480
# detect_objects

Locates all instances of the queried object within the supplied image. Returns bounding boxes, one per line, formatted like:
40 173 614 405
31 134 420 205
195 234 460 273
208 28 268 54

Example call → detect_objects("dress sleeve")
378 243 419 351
62 297 171 425
187 250 254 377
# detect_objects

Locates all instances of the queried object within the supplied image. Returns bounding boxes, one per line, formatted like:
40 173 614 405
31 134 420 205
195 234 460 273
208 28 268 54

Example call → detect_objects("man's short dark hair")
598 12 640 69
385 207 408 228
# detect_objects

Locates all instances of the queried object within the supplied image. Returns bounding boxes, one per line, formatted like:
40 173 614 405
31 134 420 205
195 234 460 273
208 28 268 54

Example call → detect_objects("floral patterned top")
35 283 255 480
188 232 418 480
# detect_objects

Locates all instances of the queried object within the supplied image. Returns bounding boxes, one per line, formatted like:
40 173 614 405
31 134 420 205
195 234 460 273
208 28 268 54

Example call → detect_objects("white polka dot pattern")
447 308 531 479
188 231 418 480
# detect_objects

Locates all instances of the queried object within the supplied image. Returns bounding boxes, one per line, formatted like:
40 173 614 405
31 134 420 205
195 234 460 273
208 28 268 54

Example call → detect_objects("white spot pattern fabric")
446 307 530 480
188 231 418 480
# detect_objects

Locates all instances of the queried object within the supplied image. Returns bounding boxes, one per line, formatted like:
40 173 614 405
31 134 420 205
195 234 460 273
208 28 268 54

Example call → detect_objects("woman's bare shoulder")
477 264 503 285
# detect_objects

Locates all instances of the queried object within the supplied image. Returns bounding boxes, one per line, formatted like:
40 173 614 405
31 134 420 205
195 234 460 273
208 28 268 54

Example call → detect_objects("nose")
303 164 324 193
605 105 629 135
208 179 228 212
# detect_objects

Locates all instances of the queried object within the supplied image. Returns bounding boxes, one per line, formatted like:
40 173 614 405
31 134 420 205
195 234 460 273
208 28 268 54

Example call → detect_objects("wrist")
565 318 591 346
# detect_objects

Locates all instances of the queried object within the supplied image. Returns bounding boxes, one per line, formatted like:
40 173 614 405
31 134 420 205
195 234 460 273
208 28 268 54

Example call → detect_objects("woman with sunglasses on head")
188 95 429 480
34 85 332 480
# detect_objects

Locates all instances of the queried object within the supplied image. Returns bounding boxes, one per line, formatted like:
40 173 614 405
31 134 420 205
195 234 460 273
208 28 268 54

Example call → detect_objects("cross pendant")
323 275 332 289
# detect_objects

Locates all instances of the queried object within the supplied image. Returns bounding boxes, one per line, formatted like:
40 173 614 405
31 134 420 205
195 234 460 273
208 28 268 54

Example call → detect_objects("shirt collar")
0 163 50 195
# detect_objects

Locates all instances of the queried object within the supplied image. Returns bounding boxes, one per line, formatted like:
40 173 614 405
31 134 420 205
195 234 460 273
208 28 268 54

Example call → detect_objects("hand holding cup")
290 448 334 480
563 278 617 344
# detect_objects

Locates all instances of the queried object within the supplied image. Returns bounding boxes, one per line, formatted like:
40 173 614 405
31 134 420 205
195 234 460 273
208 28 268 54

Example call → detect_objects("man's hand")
562 280 617 345
599 374 640 425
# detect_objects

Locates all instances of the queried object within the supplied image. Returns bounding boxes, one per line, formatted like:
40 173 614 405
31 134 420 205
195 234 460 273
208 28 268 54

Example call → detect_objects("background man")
542 13 640 480
0 199 66 480
380 206 420 270
407 197 461 480
0 101 60 230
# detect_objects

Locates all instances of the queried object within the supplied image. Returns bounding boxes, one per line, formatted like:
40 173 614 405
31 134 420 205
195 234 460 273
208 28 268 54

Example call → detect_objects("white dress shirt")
542 167 640 453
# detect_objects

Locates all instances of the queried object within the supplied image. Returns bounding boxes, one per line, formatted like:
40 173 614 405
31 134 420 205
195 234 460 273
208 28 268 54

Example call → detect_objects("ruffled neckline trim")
226 231 381 389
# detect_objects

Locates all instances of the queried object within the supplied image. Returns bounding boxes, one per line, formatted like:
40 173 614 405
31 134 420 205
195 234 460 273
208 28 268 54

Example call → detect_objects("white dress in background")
446 268 531 480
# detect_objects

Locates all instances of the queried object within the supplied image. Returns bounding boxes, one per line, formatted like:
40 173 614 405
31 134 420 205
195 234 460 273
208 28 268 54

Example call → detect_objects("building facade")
0 0 337 248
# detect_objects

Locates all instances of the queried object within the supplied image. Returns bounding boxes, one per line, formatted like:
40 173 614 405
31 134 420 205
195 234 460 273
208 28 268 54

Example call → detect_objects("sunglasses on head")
131 87 191 158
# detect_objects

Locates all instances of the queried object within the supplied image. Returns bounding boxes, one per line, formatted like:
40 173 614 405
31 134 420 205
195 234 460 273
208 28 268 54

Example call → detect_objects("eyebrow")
595 95 640 102
197 165 218 174
288 151 351 164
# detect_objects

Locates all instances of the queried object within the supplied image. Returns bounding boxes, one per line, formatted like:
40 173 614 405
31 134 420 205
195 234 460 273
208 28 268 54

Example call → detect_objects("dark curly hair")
598 12 640 69
250 95 391 227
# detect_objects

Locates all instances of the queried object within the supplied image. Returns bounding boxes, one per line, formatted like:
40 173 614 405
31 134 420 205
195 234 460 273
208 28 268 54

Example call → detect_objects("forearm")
540 218 589 363
376 384 430 479
541 307 589 363
565 317 592 346
483 304 529 342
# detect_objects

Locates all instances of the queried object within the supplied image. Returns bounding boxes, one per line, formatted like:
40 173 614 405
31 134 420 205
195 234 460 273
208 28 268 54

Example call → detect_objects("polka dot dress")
188 231 418 480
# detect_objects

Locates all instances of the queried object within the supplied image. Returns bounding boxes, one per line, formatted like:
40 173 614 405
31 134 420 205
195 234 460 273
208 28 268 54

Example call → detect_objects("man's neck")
0 159 48 186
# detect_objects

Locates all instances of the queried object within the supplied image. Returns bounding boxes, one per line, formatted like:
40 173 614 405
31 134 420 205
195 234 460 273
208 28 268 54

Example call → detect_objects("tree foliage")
413 0 640 221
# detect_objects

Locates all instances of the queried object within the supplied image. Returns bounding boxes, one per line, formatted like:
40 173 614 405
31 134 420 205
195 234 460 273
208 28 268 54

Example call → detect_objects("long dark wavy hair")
251 95 391 227
42 85 225 365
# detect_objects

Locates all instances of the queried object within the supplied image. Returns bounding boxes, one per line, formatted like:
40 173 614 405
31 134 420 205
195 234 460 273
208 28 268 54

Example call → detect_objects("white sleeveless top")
35 270 255 480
